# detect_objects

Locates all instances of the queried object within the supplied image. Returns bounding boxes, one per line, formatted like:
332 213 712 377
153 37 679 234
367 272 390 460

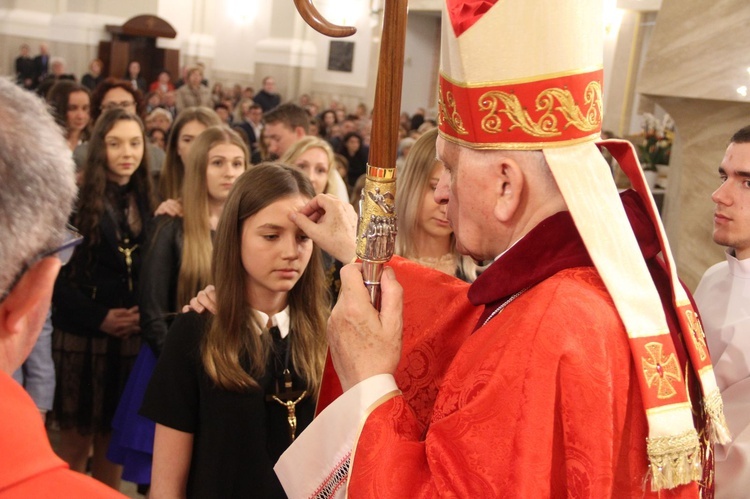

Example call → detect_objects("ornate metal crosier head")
294 0 407 309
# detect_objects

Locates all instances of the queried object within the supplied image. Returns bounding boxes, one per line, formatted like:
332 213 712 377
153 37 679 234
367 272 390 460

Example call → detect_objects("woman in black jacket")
50 108 154 489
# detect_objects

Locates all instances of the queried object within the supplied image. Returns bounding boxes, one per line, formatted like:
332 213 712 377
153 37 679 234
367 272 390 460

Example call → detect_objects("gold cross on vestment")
642 341 682 400
685 310 708 361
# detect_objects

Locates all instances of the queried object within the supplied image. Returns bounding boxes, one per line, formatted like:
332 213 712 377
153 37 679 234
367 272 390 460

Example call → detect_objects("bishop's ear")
0 257 60 339
492 157 524 223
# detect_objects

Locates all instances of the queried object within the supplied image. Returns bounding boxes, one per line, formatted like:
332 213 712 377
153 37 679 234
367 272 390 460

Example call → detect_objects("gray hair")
0 77 77 294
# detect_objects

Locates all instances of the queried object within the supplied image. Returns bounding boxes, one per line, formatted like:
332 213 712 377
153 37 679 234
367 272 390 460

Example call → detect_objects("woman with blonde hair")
281 135 349 202
395 127 478 281
108 126 249 489
158 107 222 201
142 164 329 497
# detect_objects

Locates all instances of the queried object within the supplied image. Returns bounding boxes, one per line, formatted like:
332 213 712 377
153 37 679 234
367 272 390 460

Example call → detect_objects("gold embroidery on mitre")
438 84 469 136
642 342 683 400
685 310 708 361
479 81 603 138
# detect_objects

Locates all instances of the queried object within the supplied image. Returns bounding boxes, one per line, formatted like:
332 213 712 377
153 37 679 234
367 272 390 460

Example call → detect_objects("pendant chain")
481 287 529 328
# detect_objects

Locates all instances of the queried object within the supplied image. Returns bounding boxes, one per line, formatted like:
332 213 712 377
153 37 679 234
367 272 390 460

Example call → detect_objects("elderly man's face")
712 141 750 259
435 136 503 261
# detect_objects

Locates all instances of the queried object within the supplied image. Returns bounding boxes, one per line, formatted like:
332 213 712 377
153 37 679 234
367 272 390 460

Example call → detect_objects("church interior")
2 0 749 288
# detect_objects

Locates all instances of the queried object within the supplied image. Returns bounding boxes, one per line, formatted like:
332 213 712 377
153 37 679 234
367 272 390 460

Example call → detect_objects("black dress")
140 312 315 498
50 181 151 434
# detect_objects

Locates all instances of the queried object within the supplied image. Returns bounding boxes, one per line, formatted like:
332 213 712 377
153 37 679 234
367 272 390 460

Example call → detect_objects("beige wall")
638 0 750 289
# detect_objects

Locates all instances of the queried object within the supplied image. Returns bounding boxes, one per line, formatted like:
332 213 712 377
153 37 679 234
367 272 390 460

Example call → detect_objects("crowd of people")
3 0 746 494
13 43 437 201
5 42 462 498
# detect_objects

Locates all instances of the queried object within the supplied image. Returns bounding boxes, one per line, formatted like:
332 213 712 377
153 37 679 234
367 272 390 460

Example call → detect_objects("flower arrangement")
638 113 674 171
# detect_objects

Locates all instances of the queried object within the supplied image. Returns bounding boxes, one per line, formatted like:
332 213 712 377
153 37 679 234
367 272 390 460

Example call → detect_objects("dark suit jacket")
15 56 34 87
127 76 148 93
32 54 49 86
234 120 260 149
254 90 281 112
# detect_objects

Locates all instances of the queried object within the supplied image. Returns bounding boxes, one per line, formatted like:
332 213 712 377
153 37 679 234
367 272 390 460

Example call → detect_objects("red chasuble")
322 191 703 498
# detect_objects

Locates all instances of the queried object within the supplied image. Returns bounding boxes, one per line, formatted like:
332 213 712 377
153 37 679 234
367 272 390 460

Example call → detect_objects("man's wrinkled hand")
328 264 402 391
289 194 357 263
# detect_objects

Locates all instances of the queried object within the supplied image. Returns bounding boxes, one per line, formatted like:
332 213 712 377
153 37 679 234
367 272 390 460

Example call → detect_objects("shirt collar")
725 248 750 279
255 306 291 338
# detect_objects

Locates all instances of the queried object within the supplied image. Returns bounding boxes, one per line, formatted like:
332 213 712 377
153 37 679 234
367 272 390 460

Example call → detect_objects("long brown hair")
158 107 222 200
75 108 154 250
46 80 91 141
395 128 477 280
201 163 328 394
177 126 249 307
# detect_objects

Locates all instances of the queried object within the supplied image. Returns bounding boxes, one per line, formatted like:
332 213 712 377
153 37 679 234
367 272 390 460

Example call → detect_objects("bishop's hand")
328 264 402 391
288 194 357 263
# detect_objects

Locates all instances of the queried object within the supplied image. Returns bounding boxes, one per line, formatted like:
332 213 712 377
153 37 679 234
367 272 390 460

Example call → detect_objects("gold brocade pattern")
479 81 602 137
438 87 469 136
686 310 708 362
642 342 682 400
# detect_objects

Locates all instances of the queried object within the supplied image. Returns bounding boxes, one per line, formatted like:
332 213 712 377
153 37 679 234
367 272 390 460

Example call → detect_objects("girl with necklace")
108 126 249 489
141 164 328 497
50 108 154 489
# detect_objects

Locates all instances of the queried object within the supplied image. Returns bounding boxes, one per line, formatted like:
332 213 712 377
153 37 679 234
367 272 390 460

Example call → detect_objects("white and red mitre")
438 0 729 493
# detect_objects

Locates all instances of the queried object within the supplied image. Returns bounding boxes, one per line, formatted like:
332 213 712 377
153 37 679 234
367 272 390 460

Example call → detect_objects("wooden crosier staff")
294 0 408 309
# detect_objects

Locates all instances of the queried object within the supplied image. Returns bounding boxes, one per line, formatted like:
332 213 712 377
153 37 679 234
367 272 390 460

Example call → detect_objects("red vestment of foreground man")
307 193 704 498
277 0 725 496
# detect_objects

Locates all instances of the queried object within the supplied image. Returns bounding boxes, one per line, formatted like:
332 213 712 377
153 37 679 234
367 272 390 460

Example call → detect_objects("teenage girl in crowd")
50 108 154 489
141 164 328 497
281 136 352 298
395 128 478 281
158 107 223 202
46 80 91 152
108 126 248 490
74 78 164 177
281 135 350 202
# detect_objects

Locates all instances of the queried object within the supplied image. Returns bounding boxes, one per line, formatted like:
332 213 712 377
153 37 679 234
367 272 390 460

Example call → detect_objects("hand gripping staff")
294 0 407 309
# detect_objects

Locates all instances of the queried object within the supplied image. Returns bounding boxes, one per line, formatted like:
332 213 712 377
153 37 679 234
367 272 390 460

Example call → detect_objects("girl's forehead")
106 120 142 137
245 195 309 226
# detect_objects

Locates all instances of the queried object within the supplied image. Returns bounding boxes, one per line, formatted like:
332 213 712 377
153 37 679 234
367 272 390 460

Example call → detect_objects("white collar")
725 248 750 279
255 306 291 338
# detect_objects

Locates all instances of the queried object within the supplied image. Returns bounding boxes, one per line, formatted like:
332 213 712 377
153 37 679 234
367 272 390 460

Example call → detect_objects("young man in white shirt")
695 124 750 499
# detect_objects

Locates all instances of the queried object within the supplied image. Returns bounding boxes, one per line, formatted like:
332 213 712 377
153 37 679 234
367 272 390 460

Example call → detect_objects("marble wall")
637 0 750 289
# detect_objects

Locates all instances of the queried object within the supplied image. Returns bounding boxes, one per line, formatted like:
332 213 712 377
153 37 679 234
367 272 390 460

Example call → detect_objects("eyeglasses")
101 101 136 112
0 225 84 303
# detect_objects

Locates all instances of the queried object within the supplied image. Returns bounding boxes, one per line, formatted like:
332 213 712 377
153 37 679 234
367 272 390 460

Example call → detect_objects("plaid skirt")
49 328 140 435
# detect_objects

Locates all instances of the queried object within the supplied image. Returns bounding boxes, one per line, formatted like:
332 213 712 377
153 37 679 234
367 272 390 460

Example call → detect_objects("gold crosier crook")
294 0 408 309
